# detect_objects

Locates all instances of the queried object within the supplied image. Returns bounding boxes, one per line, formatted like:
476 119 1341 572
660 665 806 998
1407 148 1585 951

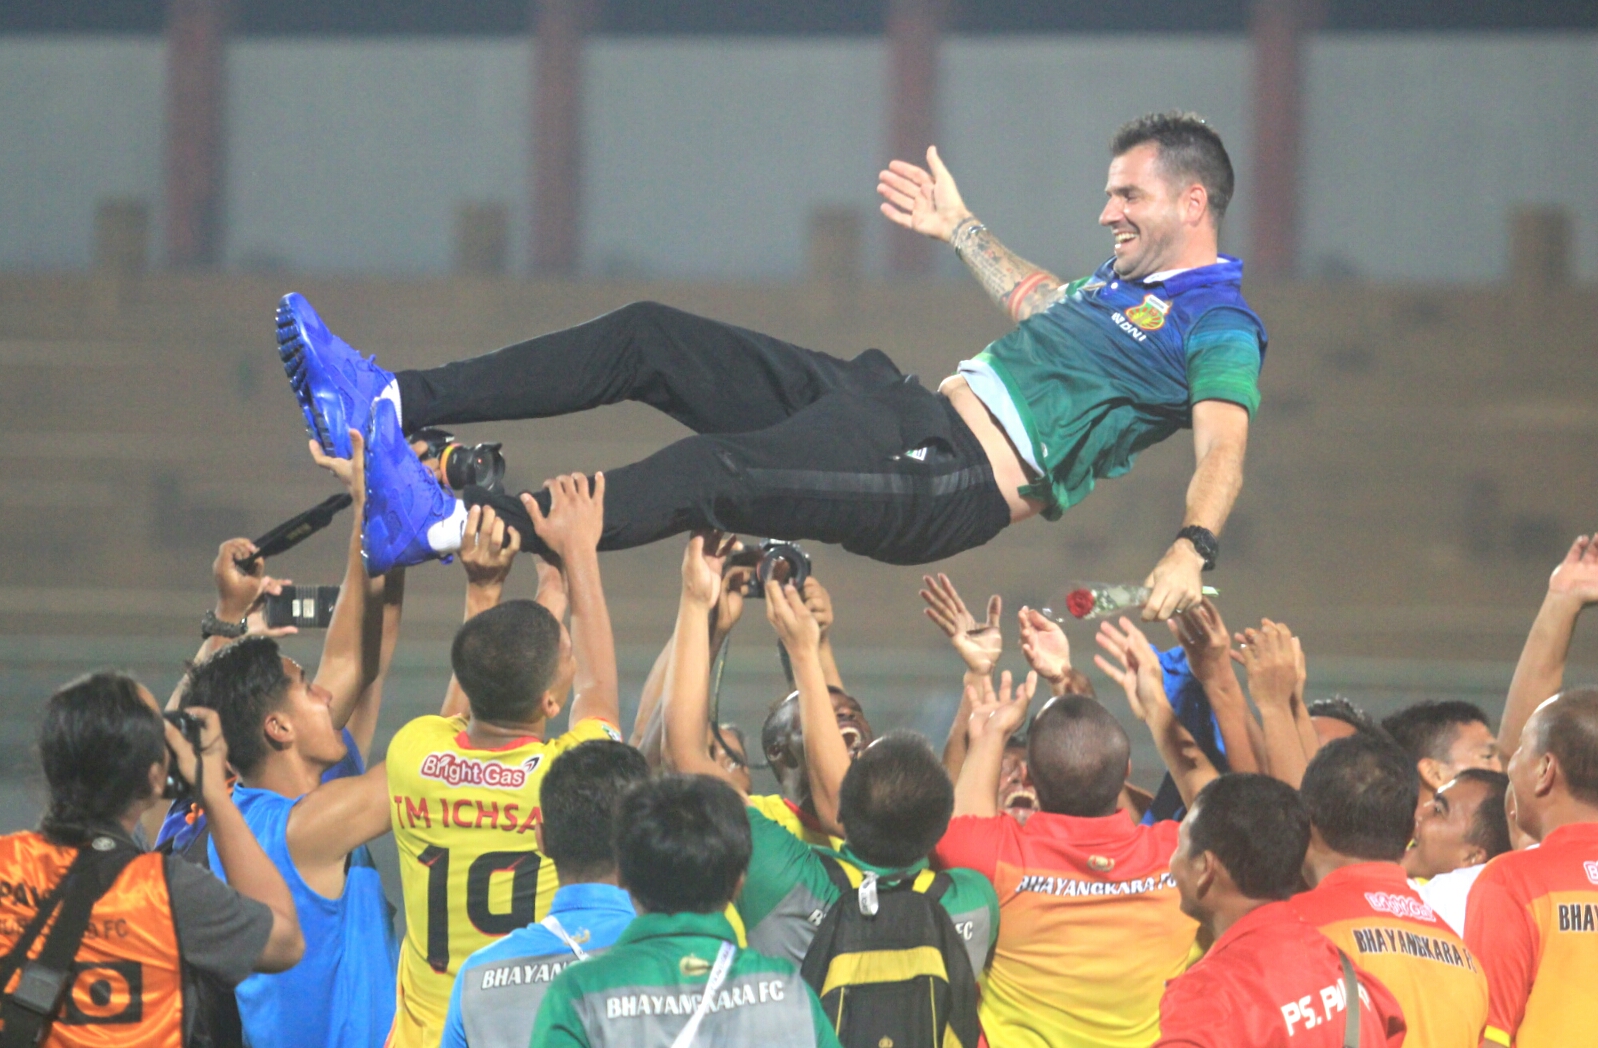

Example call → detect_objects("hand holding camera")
162 707 229 810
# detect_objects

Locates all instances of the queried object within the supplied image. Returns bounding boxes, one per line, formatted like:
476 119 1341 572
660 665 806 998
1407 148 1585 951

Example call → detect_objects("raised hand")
1548 533 1598 606
1093 616 1167 724
920 573 1003 675
1168 598 1232 681
680 531 732 609
165 706 231 809
877 146 973 242
1232 619 1299 709
309 428 366 506
765 580 822 658
966 670 1036 745
1017 605 1071 687
524 472 605 562
803 576 836 643
712 548 752 645
460 504 520 590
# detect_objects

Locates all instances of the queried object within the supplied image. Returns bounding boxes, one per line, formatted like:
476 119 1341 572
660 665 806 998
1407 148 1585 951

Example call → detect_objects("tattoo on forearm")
953 221 1063 322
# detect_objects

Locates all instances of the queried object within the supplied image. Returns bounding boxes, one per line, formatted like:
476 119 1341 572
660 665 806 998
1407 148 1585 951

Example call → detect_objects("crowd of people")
5 430 1598 1048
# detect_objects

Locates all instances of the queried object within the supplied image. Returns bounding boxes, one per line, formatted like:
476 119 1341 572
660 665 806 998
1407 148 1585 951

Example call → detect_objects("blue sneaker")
277 292 395 460
362 397 464 574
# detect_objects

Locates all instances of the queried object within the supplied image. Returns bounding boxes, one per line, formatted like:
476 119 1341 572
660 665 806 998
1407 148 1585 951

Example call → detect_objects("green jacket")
528 910 842 1048
736 807 1000 974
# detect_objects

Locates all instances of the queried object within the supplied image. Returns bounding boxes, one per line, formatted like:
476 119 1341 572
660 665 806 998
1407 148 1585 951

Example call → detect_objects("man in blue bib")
281 111 1261 620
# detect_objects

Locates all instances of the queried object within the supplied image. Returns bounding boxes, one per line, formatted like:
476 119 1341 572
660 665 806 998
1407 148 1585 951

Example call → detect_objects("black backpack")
799 855 980 1048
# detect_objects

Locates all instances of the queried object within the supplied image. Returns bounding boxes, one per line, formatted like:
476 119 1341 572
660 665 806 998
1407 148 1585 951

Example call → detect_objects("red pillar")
163 0 231 268
1250 0 1319 281
886 0 948 277
531 0 593 276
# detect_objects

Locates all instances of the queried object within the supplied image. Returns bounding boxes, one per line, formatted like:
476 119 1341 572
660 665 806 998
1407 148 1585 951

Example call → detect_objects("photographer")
0 673 302 1047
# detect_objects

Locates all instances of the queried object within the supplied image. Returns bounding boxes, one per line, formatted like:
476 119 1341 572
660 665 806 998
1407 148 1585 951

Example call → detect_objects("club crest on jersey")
1088 855 1115 872
1585 860 1598 885
419 751 544 789
1122 294 1170 331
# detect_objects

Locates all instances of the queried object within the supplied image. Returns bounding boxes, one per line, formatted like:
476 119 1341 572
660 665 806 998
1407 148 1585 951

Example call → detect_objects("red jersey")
1289 862 1485 1048
933 811 1199 1048
1464 821 1598 1047
1154 900 1407 1048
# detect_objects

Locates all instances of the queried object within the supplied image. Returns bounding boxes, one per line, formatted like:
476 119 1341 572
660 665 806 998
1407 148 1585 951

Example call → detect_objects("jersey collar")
1096 254 1246 295
616 909 739 948
1312 860 1409 894
549 882 636 918
455 729 541 751
1209 898 1304 956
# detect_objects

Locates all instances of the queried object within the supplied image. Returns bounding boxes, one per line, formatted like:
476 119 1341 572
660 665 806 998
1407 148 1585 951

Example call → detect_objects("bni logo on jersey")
1584 860 1598 885
420 751 543 789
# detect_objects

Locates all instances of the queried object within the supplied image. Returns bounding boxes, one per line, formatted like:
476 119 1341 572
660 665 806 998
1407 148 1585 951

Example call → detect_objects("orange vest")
0 832 183 1048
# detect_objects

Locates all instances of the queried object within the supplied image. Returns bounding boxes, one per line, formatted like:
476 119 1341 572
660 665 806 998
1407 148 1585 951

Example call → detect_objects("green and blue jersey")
961 255 1266 518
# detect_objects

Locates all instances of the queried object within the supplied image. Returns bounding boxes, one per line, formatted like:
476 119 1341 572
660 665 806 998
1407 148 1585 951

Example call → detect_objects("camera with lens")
410 427 508 496
162 710 206 803
728 539 812 598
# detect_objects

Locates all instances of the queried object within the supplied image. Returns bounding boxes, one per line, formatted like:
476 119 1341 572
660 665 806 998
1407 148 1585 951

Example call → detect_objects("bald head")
1529 688 1598 807
1026 696 1130 817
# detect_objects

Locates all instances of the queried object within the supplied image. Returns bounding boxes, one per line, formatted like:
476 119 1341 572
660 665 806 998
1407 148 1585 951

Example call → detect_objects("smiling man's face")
1099 142 1192 280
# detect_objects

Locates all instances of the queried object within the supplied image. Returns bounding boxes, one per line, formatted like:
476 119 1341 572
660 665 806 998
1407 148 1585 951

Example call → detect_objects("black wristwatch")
200 609 248 640
1176 526 1219 572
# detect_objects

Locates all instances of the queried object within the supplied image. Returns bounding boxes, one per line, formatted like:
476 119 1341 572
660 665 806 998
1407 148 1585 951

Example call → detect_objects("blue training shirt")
208 775 398 1048
442 882 635 1048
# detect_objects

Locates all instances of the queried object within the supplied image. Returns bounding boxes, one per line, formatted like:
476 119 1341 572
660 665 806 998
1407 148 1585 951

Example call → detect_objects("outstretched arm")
1143 400 1249 621
526 473 618 728
440 504 522 718
766 579 850 836
308 432 377 731
662 533 741 786
878 146 1064 323
1096 617 1218 809
1501 534 1598 760
346 566 405 761
1234 619 1311 788
1167 599 1261 774
953 671 1035 818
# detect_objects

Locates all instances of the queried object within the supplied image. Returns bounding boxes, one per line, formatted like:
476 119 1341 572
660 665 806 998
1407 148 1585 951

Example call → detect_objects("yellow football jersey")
384 713 620 1048
746 793 842 850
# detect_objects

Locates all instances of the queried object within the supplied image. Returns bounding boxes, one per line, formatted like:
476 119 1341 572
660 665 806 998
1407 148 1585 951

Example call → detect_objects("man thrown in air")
279 110 1263 620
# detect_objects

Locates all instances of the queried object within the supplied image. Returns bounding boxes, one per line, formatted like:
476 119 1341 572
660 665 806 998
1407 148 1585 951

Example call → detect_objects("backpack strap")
0 835 141 1048
1338 949 1362 1048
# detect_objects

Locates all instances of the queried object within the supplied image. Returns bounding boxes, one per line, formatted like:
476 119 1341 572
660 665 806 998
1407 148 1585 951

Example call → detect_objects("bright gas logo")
419 751 543 789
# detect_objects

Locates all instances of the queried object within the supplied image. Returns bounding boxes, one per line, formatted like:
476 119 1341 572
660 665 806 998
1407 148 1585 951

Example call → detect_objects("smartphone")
263 585 340 629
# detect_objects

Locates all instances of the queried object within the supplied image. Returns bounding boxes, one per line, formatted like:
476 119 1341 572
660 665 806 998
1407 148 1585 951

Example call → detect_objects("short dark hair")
837 732 953 869
1188 774 1310 901
615 774 751 914
451 600 563 724
1452 768 1512 861
1531 687 1598 806
1381 701 1491 763
40 672 166 842
182 637 290 776
1026 696 1129 817
1307 696 1382 737
1110 111 1235 221
540 741 650 877
1300 734 1419 861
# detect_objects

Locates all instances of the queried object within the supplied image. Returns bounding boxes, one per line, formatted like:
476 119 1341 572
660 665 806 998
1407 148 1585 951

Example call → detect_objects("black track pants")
396 301 1011 565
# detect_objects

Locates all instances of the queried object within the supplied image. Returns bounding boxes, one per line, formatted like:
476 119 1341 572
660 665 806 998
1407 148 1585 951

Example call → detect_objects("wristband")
1176 526 1219 572
201 609 248 640
950 219 985 259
